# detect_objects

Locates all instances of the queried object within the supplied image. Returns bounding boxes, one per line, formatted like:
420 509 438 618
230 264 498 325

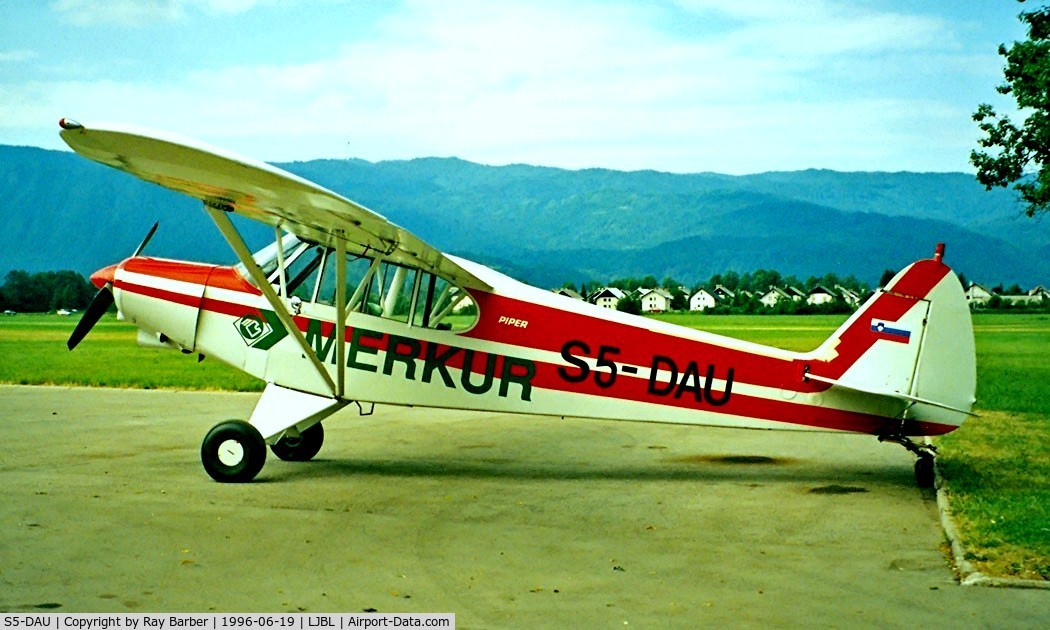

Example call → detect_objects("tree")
616 293 642 315
669 287 688 311
0 270 94 313
971 1 1050 217
878 269 897 288
2 270 48 312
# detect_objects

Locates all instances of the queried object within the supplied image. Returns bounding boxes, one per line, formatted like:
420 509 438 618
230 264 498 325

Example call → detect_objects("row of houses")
965 283 1049 306
557 281 1049 313
557 284 864 313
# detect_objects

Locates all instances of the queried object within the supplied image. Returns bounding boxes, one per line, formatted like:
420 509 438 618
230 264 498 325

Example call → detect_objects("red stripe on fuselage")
462 258 949 393
112 259 956 436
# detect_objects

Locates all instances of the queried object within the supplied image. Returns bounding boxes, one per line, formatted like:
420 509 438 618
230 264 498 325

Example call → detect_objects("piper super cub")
59 118 976 486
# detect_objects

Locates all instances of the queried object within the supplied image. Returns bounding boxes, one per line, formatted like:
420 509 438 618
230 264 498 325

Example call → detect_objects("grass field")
0 314 262 391
2 311 1047 580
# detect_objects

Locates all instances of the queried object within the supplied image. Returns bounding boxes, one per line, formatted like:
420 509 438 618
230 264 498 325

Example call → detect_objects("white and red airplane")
59 118 976 486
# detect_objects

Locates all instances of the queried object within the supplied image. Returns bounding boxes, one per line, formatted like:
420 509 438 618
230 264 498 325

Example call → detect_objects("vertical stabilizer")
805 245 976 434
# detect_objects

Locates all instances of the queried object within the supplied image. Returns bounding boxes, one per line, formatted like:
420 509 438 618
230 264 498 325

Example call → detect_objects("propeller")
67 222 158 351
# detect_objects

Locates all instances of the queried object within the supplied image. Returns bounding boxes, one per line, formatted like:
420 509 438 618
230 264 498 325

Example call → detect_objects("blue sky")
0 0 1031 174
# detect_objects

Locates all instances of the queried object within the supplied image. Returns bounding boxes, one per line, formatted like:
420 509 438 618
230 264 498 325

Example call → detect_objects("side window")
317 252 374 307
306 248 477 333
284 245 325 301
368 262 417 323
414 272 477 332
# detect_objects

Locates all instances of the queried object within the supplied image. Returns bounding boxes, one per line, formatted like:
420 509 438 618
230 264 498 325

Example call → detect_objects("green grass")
1 311 1047 580
649 313 849 352
933 313 1050 580
0 313 261 391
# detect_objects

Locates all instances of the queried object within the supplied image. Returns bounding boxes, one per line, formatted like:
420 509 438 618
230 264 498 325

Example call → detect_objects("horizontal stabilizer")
804 372 977 417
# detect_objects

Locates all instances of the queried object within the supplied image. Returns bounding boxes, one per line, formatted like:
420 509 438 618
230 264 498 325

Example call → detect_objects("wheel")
270 422 324 462
201 420 267 482
914 455 935 489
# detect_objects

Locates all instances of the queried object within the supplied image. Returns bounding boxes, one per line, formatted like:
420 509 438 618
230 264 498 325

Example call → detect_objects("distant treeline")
2 267 1042 316
1 270 95 313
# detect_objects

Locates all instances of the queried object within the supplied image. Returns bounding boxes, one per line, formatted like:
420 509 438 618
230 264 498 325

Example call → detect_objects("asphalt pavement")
1 385 1046 627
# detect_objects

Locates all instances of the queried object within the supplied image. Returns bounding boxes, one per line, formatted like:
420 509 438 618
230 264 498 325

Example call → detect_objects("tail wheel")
914 455 935 489
270 422 324 462
201 420 266 482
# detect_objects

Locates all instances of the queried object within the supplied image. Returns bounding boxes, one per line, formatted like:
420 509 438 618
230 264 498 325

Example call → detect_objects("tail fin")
805 244 976 435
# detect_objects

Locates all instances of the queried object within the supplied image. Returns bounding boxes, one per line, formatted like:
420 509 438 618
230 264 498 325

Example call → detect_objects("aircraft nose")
90 263 118 289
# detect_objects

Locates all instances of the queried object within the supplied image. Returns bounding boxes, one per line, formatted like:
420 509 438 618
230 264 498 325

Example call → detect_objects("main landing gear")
200 420 326 482
879 433 937 489
201 384 347 482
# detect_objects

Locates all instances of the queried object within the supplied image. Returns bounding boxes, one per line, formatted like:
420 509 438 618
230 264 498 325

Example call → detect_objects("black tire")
201 420 267 483
270 422 324 462
914 455 935 489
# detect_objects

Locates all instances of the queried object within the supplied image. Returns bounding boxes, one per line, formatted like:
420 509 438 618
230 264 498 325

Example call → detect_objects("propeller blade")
67 287 114 351
69 222 157 351
132 221 159 258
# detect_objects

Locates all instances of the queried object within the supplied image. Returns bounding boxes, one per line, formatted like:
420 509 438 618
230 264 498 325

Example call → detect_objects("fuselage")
93 248 964 438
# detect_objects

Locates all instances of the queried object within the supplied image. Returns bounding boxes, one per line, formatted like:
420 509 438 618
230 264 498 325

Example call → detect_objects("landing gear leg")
878 433 937 489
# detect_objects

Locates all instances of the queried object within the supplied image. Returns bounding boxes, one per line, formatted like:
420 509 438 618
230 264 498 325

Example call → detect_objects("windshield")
236 232 303 282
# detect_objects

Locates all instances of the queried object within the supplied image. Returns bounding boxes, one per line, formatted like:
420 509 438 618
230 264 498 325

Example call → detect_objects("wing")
58 119 490 291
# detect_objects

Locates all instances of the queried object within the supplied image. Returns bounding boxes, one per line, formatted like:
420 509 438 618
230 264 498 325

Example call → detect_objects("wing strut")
204 204 339 397
334 233 346 398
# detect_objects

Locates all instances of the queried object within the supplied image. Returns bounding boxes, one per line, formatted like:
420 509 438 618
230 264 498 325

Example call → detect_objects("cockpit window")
414 272 476 331
245 235 477 333
369 262 417 322
283 245 325 301
316 255 476 332
239 232 303 281
317 252 375 307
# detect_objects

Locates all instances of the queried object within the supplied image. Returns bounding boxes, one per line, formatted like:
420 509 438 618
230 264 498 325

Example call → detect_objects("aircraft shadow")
267 454 913 487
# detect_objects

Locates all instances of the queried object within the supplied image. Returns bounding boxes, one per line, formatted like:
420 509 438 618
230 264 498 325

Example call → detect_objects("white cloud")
50 0 262 26
51 0 186 26
0 50 38 63
12 0 989 173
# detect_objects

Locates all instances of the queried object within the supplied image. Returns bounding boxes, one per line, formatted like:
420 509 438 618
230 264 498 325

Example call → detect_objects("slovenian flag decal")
870 319 911 343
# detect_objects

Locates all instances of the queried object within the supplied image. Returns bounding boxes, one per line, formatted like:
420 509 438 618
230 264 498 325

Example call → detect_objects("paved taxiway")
1 385 1046 626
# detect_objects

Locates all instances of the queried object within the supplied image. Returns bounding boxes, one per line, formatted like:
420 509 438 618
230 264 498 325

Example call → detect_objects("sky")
0 0 1033 174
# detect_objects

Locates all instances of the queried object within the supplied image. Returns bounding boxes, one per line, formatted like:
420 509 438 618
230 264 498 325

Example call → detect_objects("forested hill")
2 144 1047 288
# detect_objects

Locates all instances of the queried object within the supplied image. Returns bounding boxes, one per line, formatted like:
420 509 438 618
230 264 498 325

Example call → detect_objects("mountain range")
2 144 1047 289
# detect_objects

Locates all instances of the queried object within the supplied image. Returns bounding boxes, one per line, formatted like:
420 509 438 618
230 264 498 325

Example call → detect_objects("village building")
712 284 735 302
965 283 993 305
639 288 673 313
689 288 716 311
552 287 583 300
998 288 1049 306
591 287 626 309
759 286 791 307
835 285 862 306
806 285 837 305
